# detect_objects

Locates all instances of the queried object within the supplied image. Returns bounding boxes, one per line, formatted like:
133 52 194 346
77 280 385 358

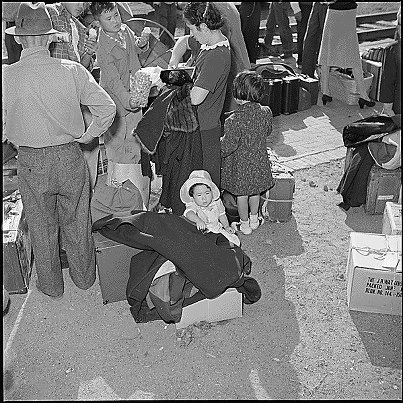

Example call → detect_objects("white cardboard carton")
176 288 243 329
382 202 402 235
346 232 402 315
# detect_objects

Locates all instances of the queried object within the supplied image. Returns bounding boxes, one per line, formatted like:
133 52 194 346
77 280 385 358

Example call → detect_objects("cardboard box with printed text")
346 232 402 315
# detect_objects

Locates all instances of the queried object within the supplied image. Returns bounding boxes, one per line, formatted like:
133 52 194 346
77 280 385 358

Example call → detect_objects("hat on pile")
5 2 60 36
180 170 220 204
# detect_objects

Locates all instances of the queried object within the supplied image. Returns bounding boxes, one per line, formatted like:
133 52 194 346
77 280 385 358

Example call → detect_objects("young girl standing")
220 71 275 235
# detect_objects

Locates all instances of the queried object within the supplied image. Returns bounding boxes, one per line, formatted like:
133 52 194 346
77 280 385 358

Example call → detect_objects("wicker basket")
328 70 374 105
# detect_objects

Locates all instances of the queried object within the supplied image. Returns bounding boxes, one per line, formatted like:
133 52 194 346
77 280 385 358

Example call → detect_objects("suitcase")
261 78 282 117
298 74 319 106
261 171 295 222
94 231 142 304
3 193 34 294
365 165 402 215
281 76 300 114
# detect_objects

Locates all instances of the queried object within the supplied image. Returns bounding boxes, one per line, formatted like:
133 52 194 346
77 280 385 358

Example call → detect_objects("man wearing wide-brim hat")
2 2 116 299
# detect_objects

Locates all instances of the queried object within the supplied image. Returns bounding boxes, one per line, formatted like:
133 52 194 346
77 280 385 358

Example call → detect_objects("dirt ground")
3 159 402 400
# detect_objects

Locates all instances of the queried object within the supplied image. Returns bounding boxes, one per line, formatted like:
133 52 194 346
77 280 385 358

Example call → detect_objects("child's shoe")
249 214 265 230
231 220 252 235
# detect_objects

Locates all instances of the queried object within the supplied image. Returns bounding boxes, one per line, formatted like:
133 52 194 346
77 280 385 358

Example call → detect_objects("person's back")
4 54 107 147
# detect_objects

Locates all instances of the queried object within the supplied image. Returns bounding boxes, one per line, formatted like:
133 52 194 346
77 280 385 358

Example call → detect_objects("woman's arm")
168 35 191 68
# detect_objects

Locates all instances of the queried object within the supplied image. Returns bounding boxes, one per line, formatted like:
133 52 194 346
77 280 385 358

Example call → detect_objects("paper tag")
382 252 400 269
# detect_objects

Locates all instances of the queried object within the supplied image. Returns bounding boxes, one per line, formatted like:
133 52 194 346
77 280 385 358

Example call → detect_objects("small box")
298 74 319 105
94 232 142 304
261 171 295 222
176 288 243 329
3 195 34 294
346 232 402 315
382 202 402 235
361 58 382 101
365 165 401 215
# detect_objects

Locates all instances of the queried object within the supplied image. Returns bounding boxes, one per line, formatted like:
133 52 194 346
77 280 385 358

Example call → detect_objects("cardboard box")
382 202 402 235
261 171 295 222
346 232 402 315
176 288 243 329
361 58 382 101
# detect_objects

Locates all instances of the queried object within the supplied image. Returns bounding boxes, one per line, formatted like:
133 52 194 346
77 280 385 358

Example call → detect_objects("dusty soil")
3 159 402 400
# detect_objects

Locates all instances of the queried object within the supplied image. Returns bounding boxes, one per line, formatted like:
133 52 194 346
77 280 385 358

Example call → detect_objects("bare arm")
185 210 207 230
168 35 191 68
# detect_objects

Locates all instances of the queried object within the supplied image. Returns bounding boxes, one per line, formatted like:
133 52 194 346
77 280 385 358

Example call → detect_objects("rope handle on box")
352 236 401 260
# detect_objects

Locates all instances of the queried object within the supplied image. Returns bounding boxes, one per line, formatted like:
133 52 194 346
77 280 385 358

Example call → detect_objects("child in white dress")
180 170 240 247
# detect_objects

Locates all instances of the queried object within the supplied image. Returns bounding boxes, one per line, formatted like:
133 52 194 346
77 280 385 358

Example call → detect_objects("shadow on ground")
350 310 402 369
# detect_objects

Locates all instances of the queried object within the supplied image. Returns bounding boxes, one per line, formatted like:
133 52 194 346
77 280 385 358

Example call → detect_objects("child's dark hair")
183 2 224 30
89 2 116 18
189 182 211 197
232 70 265 103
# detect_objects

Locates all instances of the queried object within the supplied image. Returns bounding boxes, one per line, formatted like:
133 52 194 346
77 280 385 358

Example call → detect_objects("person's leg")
273 2 293 57
297 2 313 66
17 146 65 297
319 64 331 97
264 3 276 51
249 194 264 230
236 195 252 234
301 3 327 78
240 2 261 63
237 195 249 222
57 142 96 291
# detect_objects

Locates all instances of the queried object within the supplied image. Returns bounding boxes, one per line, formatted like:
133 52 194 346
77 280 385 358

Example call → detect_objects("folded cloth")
342 115 400 148
90 179 144 225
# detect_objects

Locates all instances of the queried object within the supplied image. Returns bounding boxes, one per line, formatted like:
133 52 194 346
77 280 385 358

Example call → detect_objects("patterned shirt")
2 47 116 148
46 3 94 70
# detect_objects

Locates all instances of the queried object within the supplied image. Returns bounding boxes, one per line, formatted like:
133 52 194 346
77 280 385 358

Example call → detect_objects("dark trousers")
18 142 96 297
5 22 22 64
296 2 313 65
239 2 261 64
201 127 222 187
264 2 293 56
301 2 328 78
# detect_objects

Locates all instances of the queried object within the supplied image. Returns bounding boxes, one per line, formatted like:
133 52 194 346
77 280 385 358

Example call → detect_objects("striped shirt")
2 47 116 148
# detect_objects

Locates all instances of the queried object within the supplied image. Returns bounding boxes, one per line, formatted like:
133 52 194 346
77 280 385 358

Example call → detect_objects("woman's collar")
200 38 230 51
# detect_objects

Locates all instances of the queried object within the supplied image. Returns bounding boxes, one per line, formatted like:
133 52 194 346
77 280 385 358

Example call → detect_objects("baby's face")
191 184 213 208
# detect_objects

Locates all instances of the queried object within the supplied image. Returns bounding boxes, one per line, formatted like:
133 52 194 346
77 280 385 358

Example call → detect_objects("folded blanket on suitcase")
92 211 258 323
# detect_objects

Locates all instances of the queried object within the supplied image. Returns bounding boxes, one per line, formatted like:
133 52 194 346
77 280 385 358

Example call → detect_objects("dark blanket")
342 115 399 148
337 144 374 208
92 211 252 298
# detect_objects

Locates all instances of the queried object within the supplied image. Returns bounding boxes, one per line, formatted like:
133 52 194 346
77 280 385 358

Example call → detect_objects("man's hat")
180 170 220 204
4 2 60 36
